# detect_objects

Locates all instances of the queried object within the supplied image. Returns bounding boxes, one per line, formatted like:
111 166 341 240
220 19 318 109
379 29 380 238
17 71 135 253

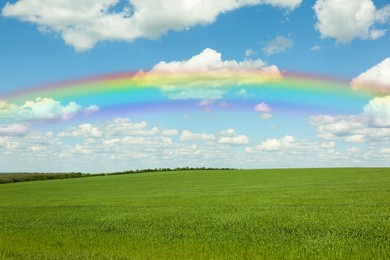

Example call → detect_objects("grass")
0 168 389 259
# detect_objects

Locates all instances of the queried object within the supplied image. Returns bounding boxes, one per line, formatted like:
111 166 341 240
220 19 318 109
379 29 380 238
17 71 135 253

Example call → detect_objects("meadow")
0 168 389 259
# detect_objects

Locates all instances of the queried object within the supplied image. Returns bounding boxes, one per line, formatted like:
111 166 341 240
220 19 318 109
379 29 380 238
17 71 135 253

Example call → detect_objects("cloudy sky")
1 0 390 173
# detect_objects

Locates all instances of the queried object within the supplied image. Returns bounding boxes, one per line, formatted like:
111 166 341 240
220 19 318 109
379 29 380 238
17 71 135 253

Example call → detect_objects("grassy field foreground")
0 168 389 259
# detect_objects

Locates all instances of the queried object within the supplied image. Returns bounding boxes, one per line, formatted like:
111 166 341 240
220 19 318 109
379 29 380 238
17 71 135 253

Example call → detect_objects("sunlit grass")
0 168 389 259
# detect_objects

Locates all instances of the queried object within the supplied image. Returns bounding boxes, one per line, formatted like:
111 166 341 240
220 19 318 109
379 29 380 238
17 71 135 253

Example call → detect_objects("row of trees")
108 167 236 175
0 167 237 184
0 172 85 184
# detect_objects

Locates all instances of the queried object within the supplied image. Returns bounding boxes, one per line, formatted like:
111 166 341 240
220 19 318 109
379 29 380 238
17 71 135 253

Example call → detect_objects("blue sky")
1 0 390 172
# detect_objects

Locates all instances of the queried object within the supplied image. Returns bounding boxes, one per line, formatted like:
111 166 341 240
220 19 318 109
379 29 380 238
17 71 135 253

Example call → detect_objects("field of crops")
0 168 389 259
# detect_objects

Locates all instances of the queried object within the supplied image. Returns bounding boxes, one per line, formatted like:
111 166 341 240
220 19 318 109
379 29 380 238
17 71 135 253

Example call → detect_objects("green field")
0 168 389 259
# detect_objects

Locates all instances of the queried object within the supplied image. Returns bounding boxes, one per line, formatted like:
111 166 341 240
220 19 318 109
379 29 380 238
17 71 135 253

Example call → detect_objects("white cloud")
148 48 277 77
351 58 390 95
161 89 226 100
106 118 159 136
220 128 236 136
2 0 137 52
346 146 360 154
311 114 364 141
103 138 121 146
28 145 47 152
218 135 249 145
179 128 250 145
314 0 390 43
83 105 100 116
217 128 249 145
198 99 222 112
236 89 247 96
311 96 390 143
122 136 173 146
345 135 365 143
242 136 360 168
2 0 302 51
363 96 390 127
58 124 103 138
260 113 273 120
0 129 62 163
58 117 162 139
161 129 179 136
0 124 30 136
198 99 214 107
41 119 253 171
73 144 93 155
369 29 387 39
310 45 321 51
333 62 390 146
380 148 390 154
262 36 293 55
254 102 272 113
179 130 215 142
235 88 255 99
254 102 273 119
312 115 362 134
249 135 296 151
136 48 282 99
0 98 99 123
2 115 390 172
320 142 336 148
245 49 255 57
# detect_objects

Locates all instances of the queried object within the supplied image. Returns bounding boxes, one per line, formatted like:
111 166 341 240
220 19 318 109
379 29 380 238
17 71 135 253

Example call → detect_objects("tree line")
108 167 236 175
0 167 237 184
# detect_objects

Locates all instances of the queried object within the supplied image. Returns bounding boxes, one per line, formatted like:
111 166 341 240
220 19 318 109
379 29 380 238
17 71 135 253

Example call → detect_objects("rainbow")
1 70 375 117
